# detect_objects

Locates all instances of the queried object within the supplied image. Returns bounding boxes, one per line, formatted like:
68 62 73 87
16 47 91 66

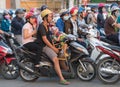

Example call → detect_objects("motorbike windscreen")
0 40 13 54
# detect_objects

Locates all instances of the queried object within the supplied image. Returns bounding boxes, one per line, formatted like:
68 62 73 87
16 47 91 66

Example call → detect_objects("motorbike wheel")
97 57 120 84
0 60 19 80
19 58 39 82
76 59 96 81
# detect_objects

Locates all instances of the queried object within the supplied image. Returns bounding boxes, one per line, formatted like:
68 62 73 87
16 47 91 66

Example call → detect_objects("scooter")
96 44 120 84
0 33 19 79
85 25 120 84
18 34 96 82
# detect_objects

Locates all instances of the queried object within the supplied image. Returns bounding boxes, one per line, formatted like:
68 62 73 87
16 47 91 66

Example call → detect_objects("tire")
19 58 39 82
0 60 19 80
97 57 120 84
76 59 96 81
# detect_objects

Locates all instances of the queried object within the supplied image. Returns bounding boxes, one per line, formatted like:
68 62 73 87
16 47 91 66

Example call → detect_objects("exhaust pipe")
17 62 41 76
100 68 120 74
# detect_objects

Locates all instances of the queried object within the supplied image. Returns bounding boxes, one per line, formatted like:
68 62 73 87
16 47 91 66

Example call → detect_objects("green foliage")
91 0 106 3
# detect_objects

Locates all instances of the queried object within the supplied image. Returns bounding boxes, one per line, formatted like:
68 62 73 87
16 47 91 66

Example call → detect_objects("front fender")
95 54 110 64
80 56 95 64
6 57 16 64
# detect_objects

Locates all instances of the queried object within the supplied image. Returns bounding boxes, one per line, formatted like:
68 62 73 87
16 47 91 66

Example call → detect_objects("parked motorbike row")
0 25 120 84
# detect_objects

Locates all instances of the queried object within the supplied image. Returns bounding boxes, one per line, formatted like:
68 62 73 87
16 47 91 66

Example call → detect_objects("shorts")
43 46 57 60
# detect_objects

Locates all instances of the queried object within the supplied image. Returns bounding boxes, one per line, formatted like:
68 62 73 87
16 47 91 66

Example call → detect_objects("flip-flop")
59 80 70 85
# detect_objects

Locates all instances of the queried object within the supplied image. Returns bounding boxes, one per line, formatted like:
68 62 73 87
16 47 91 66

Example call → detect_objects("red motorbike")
96 44 120 84
0 33 19 79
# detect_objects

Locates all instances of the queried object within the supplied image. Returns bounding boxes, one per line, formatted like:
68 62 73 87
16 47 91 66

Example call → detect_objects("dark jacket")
97 13 105 29
64 18 83 36
11 16 25 35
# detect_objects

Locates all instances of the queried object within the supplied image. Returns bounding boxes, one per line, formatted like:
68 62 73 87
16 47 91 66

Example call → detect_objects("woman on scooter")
22 12 43 67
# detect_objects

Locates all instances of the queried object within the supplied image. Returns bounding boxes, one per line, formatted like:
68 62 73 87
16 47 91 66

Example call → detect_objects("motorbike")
96 44 120 84
17 34 96 82
84 25 120 84
0 33 19 79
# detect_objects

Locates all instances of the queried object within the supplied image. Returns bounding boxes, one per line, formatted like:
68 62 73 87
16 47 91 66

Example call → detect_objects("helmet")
3 10 9 16
40 5 48 11
78 7 85 13
110 2 119 9
91 6 97 10
98 3 105 8
25 12 36 19
22 8 26 12
41 9 52 18
59 9 69 17
70 7 78 15
15 8 24 14
30 8 36 13
111 6 119 12
86 7 91 11
9 9 14 16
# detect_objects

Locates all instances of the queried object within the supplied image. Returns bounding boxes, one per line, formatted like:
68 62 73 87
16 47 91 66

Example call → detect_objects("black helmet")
15 8 24 14
22 8 26 12
3 10 9 16
40 5 48 11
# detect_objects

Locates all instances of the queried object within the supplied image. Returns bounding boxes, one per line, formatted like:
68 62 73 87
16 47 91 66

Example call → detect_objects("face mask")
5 15 10 19
115 12 119 17
63 16 69 20
102 8 106 12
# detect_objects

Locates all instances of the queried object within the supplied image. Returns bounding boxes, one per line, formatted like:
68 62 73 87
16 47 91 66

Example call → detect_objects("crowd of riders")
0 2 120 85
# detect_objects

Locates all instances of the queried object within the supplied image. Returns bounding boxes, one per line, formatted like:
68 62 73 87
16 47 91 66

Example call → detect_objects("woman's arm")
23 29 36 39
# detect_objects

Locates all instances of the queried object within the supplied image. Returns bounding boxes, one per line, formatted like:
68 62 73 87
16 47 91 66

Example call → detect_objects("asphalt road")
0 76 119 87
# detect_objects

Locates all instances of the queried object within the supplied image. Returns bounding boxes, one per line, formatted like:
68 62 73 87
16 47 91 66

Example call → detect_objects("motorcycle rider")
86 6 97 25
97 3 106 36
104 6 120 45
77 7 88 29
65 7 86 47
56 9 69 32
1 10 11 32
11 8 25 44
22 12 43 67
35 9 70 85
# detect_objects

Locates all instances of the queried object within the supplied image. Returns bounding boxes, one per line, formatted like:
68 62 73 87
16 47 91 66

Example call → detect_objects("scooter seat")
104 44 120 52
100 37 119 46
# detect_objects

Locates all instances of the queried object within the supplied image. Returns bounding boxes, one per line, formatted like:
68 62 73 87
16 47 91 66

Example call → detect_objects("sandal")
59 80 70 85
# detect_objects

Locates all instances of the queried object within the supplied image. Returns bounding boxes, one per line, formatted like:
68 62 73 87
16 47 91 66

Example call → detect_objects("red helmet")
70 7 78 16
25 12 36 19
98 3 105 8
30 8 36 13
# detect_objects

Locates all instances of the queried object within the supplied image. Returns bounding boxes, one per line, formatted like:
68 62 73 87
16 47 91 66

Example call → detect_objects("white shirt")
70 18 78 37
22 23 36 44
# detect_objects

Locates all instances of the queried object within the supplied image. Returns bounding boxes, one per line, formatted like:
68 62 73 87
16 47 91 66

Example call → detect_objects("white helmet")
111 6 119 12
86 7 91 11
